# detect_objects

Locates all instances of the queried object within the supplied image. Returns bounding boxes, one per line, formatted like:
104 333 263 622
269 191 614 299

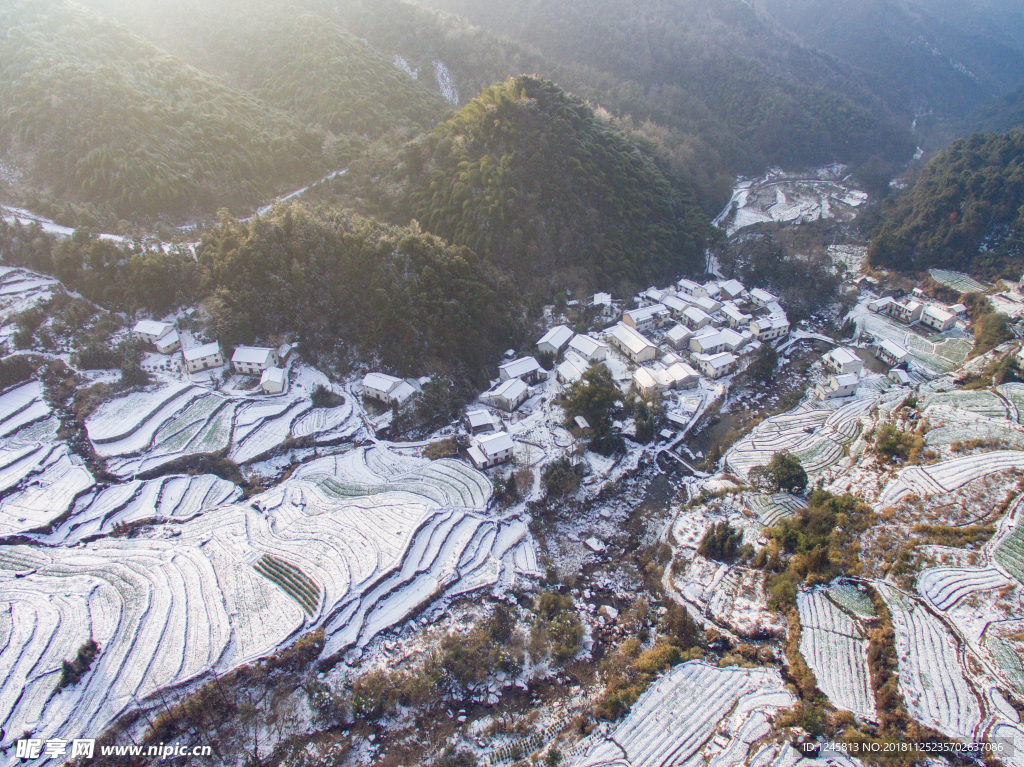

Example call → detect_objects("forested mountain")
754 0 1024 119
405 0 916 172
344 76 709 295
868 131 1024 278
956 84 1024 137
77 0 451 140
0 0 329 219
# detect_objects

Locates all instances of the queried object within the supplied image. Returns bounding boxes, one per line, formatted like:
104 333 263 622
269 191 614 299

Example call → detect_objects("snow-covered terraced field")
0 267 58 320
0 381 50 439
798 589 876 720
0 447 536 750
748 493 807 529
876 450 1024 507
571 662 796 767
919 567 1011 611
85 383 361 477
995 518 1024 583
928 269 989 294
998 383 1024 424
877 583 982 742
0 443 93 535
727 397 872 481
922 390 1011 420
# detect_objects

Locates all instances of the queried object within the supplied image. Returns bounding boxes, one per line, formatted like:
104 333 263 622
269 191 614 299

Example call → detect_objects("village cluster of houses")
132 319 292 394
867 289 966 334
605 277 791 397
814 340 914 401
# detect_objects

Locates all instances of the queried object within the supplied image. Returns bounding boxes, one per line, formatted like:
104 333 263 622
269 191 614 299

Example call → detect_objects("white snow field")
570 662 796 767
876 450 1024 507
84 382 360 477
0 446 537 752
877 583 983 743
726 396 873 482
797 589 876 721
0 267 58 325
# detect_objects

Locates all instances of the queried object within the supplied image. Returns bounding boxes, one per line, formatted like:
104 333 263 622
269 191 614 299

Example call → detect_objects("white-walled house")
467 431 515 469
488 378 530 412
623 304 670 332
694 352 737 379
823 347 864 376
677 279 708 299
868 296 895 313
662 295 691 317
183 342 224 373
260 367 286 394
694 296 721 315
718 279 746 300
664 361 699 389
890 300 923 324
154 329 181 354
465 409 501 434
721 304 751 328
133 320 175 345
607 323 657 363
816 373 858 400
749 288 778 307
665 324 692 350
877 340 910 367
567 334 609 362
556 353 590 386
920 305 957 332
888 368 911 385
682 306 712 330
633 367 667 399
231 346 280 374
537 325 574 356
362 372 416 406
750 316 790 341
690 329 727 356
499 356 545 384
591 292 618 318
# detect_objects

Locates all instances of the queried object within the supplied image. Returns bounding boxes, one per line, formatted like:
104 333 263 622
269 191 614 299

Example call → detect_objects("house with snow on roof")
694 296 721 315
465 409 501 435
486 378 530 412
133 320 175 345
888 368 911 386
362 372 416 406
816 373 859 400
661 294 691 318
231 346 280 375
690 328 727 356
721 304 751 328
749 287 778 307
868 296 895 313
499 356 545 385
567 334 608 362
154 329 180 354
694 352 737 379
665 324 692 350
632 367 667 399
750 316 789 341
556 353 591 386
682 306 712 330
467 431 515 470
876 340 910 367
664 361 700 389
920 305 957 332
182 342 224 373
591 292 618 318
718 279 746 300
607 323 657 363
260 367 286 395
823 347 863 376
677 278 708 299
537 325 574 356
623 304 670 333
890 300 923 324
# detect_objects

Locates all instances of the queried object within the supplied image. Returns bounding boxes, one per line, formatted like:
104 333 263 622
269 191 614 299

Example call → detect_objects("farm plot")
919 567 1010 611
747 493 807 529
0 453 536 749
0 444 93 535
797 589 876 720
877 450 1024 507
998 384 1024 424
877 583 983 742
727 398 872 481
929 269 989 294
987 637 1024 697
995 519 1024 583
0 267 57 317
922 390 1010 420
570 662 796 767
0 381 50 439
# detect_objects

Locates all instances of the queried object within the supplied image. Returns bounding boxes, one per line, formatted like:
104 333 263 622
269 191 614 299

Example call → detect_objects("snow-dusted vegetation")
797 589 876 720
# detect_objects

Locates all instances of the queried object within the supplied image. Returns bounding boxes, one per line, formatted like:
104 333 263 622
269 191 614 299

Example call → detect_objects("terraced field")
0 446 537 751
929 269 989 294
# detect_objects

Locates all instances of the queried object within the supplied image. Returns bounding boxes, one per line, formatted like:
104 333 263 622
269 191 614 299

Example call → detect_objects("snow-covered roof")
889 369 911 384
950 303 967 314
878 339 909 360
624 304 669 323
765 301 784 315
260 367 285 386
677 278 701 293
666 324 692 342
362 372 403 392
568 334 607 358
833 373 859 388
537 325 574 350
499 356 542 379
719 328 745 347
694 296 720 313
592 292 613 305
633 367 663 391
466 409 500 429
155 329 179 348
277 343 293 358
870 296 895 309
698 352 737 370
718 279 745 297
182 342 221 361
827 347 861 366
232 346 275 365
556 354 590 384
769 316 790 330
662 295 691 313
750 287 778 303
682 306 711 324
478 431 515 457
666 362 699 384
492 377 529 401
923 305 955 323
390 381 416 404
133 320 173 338
467 445 486 467
703 282 721 297
721 305 749 323
608 323 656 355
